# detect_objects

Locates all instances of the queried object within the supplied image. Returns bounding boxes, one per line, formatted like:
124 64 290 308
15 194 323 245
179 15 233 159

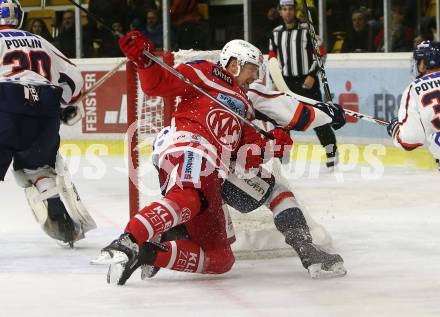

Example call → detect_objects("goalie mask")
0 0 24 29
220 39 265 79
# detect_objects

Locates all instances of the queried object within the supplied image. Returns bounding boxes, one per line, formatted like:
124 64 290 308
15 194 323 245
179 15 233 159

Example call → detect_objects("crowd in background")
22 0 439 58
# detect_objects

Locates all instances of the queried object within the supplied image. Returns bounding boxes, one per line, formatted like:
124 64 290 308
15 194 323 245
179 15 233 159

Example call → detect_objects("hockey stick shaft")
66 0 123 37
78 58 128 102
301 0 332 102
142 49 274 139
268 57 388 126
67 0 272 140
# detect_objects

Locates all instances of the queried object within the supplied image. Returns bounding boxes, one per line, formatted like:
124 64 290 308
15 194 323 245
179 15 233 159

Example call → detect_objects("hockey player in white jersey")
387 40 440 170
0 0 96 247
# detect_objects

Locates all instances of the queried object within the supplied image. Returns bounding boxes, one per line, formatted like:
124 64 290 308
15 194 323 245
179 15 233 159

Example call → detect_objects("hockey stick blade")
268 57 388 126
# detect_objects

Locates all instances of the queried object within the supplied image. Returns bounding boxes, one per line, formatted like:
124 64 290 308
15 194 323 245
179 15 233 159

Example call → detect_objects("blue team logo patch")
217 93 245 116
181 150 202 184
435 132 440 147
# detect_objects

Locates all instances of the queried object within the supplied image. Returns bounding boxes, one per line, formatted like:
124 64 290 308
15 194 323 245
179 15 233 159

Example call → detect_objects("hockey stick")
299 1 388 126
78 58 128 103
141 50 274 140
301 0 332 102
67 0 273 140
66 0 123 37
268 57 389 126
64 58 128 126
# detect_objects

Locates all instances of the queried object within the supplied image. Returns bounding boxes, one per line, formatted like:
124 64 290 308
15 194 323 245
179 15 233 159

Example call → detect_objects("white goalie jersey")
0 28 83 104
393 72 440 159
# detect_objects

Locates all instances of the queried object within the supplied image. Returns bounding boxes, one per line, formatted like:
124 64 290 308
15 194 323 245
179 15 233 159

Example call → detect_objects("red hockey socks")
126 187 201 244
153 241 235 274
154 240 205 273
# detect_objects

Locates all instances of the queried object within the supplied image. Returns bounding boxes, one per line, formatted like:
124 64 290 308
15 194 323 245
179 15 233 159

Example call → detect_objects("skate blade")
141 264 160 280
308 262 347 279
90 251 128 265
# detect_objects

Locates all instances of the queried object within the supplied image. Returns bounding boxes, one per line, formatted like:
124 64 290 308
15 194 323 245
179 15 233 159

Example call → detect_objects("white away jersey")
247 81 331 131
0 28 83 104
394 71 440 158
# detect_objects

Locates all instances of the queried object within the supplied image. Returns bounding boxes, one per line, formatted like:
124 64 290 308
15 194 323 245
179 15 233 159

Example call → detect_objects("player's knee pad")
164 187 202 216
273 207 309 234
221 171 275 213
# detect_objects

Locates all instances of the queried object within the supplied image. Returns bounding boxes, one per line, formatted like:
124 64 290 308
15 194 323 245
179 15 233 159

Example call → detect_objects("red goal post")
126 50 222 218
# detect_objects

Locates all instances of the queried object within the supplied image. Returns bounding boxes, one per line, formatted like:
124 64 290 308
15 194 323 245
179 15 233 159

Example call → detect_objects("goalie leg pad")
21 157 96 243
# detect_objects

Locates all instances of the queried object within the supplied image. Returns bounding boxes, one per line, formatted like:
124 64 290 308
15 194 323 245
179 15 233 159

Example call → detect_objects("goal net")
126 50 331 258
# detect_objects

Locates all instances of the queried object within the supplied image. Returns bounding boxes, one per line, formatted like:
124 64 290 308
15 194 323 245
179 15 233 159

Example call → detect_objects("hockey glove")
314 102 346 130
267 128 293 159
387 118 399 138
239 130 265 170
118 31 155 69
60 104 83 126
238 128 293 171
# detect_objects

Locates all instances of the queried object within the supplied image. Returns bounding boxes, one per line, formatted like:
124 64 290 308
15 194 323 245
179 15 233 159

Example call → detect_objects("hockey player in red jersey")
95 31 293 285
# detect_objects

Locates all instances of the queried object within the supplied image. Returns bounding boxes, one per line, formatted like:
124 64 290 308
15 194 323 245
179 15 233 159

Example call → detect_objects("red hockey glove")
118 31 155 69
267 128 293 158
238 126 266 171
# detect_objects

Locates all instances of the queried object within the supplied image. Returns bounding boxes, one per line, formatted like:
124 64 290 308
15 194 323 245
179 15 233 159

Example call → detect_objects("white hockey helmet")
0 0 24 29
220 39 264 77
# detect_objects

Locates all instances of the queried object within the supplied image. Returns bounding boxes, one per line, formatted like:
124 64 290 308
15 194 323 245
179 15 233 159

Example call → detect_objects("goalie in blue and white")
0 0 96 247
387 40 440 170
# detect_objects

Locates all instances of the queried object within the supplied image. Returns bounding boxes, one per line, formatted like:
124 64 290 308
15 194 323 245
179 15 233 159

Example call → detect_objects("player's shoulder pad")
413 71 440 85
412 71 440 95
248 81 266 92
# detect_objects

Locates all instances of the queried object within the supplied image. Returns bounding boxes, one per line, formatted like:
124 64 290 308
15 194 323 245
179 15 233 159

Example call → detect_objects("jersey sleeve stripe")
400 84 413 124
287 103 314 131
269 191 295 210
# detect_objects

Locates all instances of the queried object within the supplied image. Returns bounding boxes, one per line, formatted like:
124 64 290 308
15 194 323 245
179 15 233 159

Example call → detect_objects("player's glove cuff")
387 118 400 138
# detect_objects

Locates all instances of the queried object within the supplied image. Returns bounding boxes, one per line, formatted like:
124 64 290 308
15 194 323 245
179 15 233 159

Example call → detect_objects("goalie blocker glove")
313 102 346 130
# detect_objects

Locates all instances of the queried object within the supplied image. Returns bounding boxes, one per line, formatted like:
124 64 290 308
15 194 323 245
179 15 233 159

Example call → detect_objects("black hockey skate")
47 197 76 248
325 150 338 169
141 225 190 280
93 233 168 285
287 228 346 278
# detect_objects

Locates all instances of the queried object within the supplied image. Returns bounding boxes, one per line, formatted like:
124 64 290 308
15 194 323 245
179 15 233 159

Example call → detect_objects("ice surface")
1 157 439 317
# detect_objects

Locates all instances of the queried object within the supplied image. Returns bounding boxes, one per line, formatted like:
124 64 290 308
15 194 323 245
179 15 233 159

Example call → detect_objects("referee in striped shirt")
269 0 338 168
